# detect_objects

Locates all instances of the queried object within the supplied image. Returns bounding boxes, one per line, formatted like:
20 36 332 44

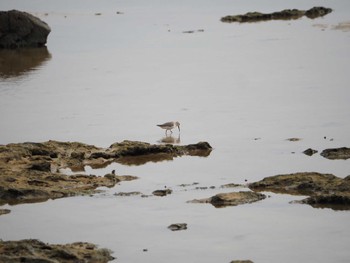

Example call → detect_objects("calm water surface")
1 0 350 262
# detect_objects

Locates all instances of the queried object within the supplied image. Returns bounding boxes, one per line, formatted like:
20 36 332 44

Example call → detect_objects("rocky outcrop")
0 10 51 48
249 172 350 210
0 140 211 205
0 239 114 263
221 6 332 23
320 147 350 160
188 191 266 208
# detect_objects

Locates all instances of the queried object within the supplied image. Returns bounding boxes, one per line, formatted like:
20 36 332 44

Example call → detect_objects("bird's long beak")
178 125 180 132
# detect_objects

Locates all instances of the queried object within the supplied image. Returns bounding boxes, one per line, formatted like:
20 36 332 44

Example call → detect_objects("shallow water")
1 0 350 262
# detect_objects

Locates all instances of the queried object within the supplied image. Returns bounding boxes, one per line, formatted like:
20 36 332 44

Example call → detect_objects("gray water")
1 0 350 262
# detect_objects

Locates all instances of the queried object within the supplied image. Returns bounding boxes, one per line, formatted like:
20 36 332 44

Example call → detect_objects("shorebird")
157 121 180 134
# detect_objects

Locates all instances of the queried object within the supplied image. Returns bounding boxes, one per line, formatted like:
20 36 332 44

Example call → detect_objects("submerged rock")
0 10 51 48
320 147 350 160
168 223 187 231
153 189 172 197
188 191 266 208
221 6 332 23
249 172 350 210
115 191 142 196
0 239 114 263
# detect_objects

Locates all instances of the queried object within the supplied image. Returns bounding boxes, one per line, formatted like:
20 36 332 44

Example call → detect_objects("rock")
297 194 350 210
182 29 205 34
0 209 11 216
0 140 209 205
249 172 345 195
0 239 114 262
168 223 187 231
152 189 172 196
305 6 333 19
320 147 350 160
249 172 350 210
221 183 242 188
286 138 302 142
230 261 254 263
188 191 266 208
221 7 332 23
105 140 212 160
115 191 142 196
303 148 318 156
0 10 51 48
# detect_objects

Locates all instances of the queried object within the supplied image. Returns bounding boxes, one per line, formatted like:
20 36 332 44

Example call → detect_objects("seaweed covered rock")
0 10 51 48
249 172 350 210
0 239 114 263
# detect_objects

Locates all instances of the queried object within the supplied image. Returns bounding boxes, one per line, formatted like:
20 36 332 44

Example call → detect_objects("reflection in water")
158 134 181 144
116 153 176 166
0 47 51 79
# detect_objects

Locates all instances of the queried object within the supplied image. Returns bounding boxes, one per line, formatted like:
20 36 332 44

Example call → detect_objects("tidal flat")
1 0 350 262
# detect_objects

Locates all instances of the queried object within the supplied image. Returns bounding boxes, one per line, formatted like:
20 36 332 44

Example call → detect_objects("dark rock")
303 148 318 156
0 10 51 48
168 223 187 231
305 6 332 19
221 7 332 23
152 189 172 196
30 161 51 172
320 147 350 160
0 239 114 263
286 138 302 142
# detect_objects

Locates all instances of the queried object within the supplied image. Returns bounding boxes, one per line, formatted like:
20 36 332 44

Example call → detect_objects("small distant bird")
157 121 180 134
